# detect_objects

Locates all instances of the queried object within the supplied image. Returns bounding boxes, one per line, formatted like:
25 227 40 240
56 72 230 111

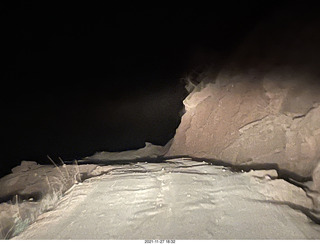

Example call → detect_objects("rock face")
166 5 320 179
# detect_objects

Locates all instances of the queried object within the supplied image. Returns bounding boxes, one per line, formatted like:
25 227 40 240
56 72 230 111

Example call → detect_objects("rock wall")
166 5 320 178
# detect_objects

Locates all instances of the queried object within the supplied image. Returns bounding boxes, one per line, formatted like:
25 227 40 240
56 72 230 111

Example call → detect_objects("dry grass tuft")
0 157 81 239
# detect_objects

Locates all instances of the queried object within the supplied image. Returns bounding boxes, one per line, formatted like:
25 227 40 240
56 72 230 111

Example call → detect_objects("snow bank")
81 141 172 163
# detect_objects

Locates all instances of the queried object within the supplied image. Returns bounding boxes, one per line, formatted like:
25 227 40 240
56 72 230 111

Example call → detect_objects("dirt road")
14 159 320 239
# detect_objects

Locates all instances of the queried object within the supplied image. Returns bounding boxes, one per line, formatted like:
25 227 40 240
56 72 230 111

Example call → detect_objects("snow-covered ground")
13 159 320 240
81 141 171 163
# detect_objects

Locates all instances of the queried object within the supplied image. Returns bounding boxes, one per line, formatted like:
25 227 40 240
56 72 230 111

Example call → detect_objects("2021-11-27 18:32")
145 240 175 244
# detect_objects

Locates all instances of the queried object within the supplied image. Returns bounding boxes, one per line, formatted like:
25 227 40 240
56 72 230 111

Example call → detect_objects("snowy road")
14 159 320 239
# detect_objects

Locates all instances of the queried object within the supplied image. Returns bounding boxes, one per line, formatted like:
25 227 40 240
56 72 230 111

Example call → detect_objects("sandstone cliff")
167 4 320 179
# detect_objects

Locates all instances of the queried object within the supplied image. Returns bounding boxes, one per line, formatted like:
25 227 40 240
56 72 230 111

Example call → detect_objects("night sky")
1 1 292 176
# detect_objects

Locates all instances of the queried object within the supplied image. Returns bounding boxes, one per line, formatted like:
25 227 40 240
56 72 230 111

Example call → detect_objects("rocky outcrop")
166 5 320 179
167 79 320 177
81 141 172 163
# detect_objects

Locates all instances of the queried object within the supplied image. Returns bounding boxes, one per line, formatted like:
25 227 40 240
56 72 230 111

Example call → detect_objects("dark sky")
1 1 290 176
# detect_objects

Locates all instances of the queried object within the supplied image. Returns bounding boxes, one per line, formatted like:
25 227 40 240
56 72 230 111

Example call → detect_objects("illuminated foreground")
14 159 320 239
